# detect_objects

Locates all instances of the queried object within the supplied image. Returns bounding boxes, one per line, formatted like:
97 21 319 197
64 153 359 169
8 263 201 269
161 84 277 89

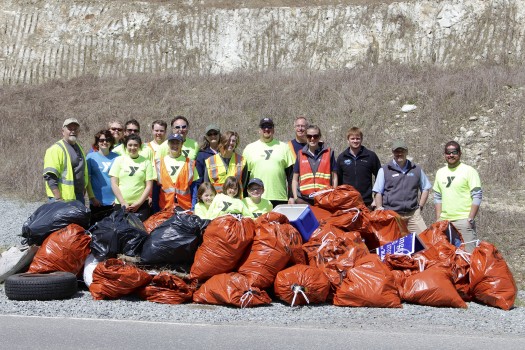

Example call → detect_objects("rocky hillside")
1 0 524 85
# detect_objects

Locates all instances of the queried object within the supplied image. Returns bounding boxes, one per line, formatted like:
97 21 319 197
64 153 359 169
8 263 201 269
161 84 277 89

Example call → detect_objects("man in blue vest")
43 118 88 204
372 140 431 234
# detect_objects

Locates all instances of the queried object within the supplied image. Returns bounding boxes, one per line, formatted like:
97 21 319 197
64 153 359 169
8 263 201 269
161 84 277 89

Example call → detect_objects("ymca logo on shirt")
129 166 139 176
446 176 455 188
170 166 179 176
182 150 189 157
263 150 273 160
221 201 232 211
100 162 111 173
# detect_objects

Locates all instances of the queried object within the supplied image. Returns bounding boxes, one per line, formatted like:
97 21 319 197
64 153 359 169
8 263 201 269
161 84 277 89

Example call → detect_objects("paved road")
1 315 524 350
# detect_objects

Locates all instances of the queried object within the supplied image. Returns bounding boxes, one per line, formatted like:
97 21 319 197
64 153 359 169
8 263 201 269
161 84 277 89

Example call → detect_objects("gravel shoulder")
1 198 524 336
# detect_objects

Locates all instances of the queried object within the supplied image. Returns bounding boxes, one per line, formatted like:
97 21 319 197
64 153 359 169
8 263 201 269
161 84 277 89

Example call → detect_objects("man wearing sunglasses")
243 117 295 207
158 116 199 161
113 119 154 164
433 141 482 252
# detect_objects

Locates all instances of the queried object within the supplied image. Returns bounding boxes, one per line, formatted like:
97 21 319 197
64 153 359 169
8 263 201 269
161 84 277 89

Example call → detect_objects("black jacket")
336 146 381 205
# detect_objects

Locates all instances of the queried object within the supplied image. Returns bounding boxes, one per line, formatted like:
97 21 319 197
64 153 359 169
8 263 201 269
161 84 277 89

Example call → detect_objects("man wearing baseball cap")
372 140 431 234
43 118 88 203
242 118 295 206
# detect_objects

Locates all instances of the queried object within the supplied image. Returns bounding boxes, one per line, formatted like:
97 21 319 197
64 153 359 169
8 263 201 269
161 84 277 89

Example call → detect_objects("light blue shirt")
372 160 432 194
87 151 118 206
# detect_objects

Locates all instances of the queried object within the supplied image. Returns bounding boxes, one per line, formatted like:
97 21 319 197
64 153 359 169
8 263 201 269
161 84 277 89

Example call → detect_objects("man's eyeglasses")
306 134 320 140
126 129 139 133
174 125 188 130
295 125 307 129
445 150 459 155
110 127 123 132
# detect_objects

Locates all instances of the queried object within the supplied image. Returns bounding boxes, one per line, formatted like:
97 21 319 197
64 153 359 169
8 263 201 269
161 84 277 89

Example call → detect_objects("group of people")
43 116 482 251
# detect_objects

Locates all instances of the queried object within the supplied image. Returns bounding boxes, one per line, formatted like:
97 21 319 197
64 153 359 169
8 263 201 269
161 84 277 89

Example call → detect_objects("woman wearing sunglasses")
290 125 338 205
86 129 119 224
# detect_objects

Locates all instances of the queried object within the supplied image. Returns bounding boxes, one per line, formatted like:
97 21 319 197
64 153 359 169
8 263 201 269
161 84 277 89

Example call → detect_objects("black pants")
270 200 289 208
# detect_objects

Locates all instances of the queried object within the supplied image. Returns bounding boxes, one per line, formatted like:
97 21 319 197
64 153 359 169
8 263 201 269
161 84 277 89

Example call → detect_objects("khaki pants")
398 208 427 234
451 218 478 253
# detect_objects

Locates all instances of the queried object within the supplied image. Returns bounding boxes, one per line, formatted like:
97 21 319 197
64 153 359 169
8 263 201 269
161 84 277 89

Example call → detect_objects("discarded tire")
5 272 78 301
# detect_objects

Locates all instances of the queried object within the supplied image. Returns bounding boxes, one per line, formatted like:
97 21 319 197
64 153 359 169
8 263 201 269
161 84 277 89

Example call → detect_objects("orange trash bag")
138 272 197 304
29 224 91 275
193 272 272 308
325 208 370 233
238 213 304 289
310 185 367 213
469 241 517 310
309 205 333 222
418 220 464 248
143 210 174 234
333 254 402 308
274 264 330 306
401 265 467 308
384 254 426 293
89 258 153 300
365 210 408 249
303 222 368 287
256 212 306 265
190 215 255 282
414 240 472 301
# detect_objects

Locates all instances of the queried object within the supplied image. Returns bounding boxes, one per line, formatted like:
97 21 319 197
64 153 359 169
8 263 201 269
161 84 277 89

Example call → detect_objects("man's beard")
67 136 77 143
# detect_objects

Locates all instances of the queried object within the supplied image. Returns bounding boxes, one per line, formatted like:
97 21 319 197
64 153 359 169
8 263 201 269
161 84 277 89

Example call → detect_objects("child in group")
194 182 216 219
207 176 250 219
242 178 273 218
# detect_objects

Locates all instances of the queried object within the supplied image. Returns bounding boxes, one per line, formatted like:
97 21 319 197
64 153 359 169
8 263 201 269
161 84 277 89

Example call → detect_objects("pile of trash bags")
7 186 518 310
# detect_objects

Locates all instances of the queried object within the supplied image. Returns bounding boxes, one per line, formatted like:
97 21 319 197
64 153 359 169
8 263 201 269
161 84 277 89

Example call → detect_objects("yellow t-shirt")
109 155 156 204
433 163 482 221
194 202 210 219
242 197 273 218
206 193 250 219
113 144 155 165
242 139 294 201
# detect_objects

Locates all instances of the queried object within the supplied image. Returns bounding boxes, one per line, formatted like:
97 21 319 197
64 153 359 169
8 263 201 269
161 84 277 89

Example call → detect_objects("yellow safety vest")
43 140 88 200
205 153 245 193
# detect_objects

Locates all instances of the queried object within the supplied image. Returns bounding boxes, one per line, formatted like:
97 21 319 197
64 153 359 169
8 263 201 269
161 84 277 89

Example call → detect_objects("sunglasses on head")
174 125 188 130
306 134 320 140
445 150 459 155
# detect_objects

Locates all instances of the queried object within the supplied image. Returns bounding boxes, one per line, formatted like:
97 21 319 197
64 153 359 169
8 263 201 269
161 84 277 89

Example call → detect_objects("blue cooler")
272 204 319 242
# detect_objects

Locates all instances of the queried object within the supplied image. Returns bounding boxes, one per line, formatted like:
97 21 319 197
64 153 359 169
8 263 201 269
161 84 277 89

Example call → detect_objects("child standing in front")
194 182 216 219
207 176 250 219
242 178 273 218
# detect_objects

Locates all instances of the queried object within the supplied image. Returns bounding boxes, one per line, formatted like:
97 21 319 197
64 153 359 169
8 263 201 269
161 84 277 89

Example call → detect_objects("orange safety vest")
288 141 297 163
205 153 244 194
158 156 194 211
298 148 332 195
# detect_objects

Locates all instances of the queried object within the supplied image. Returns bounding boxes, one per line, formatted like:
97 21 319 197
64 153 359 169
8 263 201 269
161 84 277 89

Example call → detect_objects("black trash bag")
21 200 91 246
89 209 148 260
140 213 210 270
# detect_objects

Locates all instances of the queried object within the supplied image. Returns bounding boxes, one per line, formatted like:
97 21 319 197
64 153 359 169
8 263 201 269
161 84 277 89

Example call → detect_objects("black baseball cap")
259 117 274 128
